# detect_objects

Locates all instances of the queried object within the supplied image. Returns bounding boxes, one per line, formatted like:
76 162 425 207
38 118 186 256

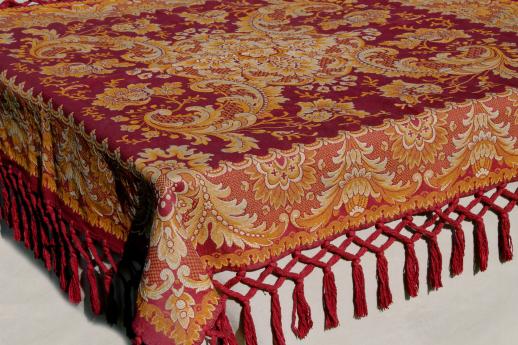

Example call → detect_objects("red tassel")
68 254 81 304
0 169 10 221
42 249 52 271
322 267 339 329
87 265 102 315
29 194 41 259
376 252 392 310
217 308 238 345
404 243 419 298
427 237 443 290
52 213 68 291
132 337 143 345
291 280 313 339
497 210 513 262
473 218 489 272
241 302 258 345
15 175 29 244
34 200 53 270
6 171 21 241
59 219 81 304
450 227 465 277
352 260 368 318
271 292 286 345
28 197 40 257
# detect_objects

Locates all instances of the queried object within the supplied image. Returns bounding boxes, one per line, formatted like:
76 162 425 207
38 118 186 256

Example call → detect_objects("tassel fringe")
376 252 392 310
211 180 517 345
322 267 339 329
1 150 516 345
450 226 465 277
473 218 489 272
427 237 443 290
497 209 513 262
271 292 286 345
352 260 368 318
241 302 258 345
404 243 419 298
291 280 313 339
0 159 121 317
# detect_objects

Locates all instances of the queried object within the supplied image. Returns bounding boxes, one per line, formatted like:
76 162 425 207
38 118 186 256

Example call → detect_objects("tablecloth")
0 1 516 344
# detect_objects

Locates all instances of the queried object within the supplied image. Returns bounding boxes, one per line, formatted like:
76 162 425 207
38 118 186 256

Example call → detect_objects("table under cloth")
0 0 517 344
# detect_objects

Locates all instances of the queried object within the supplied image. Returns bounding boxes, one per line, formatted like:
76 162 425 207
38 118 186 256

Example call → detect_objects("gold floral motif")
141 80 285 153
432 97 518 188
179 10 228 24
394 0 518 32
136 145 212 179
165 289 196 330
320 9 390 29
112 19 161 35
297 99 368 122
93 83 184 111
40 59 133 78
245 147 317 210
0 33 13 44
94 83 154 110
383 28 470 49
0 0 206 32
164 31 356 86
380 80 443 105
0 73 134 240
136 290 219 345
385 112 449 168
296 133 420 229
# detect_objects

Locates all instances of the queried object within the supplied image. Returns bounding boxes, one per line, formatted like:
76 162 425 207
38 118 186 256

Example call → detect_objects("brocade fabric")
0 1 517 344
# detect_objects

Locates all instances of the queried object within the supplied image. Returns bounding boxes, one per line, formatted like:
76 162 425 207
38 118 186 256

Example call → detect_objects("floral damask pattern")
0 74 136 243
0 1 517 345
394 0 518 33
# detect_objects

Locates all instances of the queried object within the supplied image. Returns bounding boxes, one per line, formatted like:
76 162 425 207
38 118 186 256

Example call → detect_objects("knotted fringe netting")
1 147 516 345
0 154 152 341
0 157 121 316
206 182 516 345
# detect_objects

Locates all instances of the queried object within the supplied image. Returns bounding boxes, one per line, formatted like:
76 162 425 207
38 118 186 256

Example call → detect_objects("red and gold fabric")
0 1 516 345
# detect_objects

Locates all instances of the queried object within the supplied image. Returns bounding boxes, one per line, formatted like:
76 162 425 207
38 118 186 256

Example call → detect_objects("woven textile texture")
0 1 517 344
0 0 66 9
